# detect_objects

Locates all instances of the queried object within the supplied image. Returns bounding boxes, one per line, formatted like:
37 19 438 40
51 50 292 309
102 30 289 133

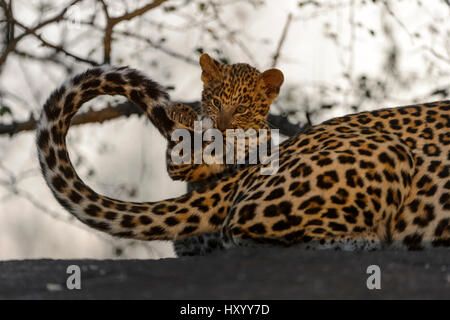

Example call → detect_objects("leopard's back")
329 101 449 248
266 100 450 249
175 100 450 254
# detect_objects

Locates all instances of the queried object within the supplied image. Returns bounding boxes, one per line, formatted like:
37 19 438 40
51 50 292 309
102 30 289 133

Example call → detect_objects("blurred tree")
0 0 449 258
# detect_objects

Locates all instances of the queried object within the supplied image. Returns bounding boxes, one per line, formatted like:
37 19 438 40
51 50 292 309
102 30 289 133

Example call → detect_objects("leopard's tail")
37 66 231 240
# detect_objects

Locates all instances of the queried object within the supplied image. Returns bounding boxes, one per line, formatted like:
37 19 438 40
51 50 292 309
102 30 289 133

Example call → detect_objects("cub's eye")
212 98 221 108
236 106 246 113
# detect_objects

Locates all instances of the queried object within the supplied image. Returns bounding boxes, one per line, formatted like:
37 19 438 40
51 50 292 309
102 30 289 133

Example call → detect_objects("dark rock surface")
0 247 449 299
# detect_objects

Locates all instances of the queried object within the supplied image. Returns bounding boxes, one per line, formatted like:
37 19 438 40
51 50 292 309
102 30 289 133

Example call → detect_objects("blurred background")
0 0 449 260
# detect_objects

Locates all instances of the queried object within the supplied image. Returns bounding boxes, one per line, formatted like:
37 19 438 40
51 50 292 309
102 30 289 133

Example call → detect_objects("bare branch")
58 17 198 65
13 49 75 72
102 0 168 64
0 0 82 66
210 2 257 65
98 0 110 20
422 46 450 66
271 13 293 68
382 0 413 41
112 29 197 65
0 0 14 46
0 101 305 137
14 19 99 66
0 101 142 136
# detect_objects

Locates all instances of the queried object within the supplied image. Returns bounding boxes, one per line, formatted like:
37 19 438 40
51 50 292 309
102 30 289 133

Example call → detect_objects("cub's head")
199 53 284 131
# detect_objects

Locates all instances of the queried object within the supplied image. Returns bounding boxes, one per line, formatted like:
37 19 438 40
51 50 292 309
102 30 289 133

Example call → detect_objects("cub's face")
199 54 284 132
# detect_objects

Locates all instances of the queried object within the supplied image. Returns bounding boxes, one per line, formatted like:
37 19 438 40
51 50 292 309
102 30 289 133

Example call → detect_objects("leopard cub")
165 54 283 183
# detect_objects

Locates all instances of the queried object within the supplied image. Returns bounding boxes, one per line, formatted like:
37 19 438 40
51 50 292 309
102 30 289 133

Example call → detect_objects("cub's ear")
200 53 223 84
259 68 284 98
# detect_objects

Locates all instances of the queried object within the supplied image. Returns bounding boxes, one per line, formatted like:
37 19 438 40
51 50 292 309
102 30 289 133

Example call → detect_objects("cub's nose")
217 110 232 131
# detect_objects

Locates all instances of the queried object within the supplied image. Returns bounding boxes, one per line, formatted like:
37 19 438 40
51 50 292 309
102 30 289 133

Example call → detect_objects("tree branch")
271 12 293 68
0 0 82 66
13 49 75 73
0 101 305 137
102 0 168 64
13 19 99 66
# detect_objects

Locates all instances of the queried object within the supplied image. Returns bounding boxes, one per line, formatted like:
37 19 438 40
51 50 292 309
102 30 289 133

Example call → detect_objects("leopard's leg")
165 103 229 183
174 223 237 256
167 103 230 257
227 229 384 251
295 234 384 251
166 102 200 129
173 233 227 256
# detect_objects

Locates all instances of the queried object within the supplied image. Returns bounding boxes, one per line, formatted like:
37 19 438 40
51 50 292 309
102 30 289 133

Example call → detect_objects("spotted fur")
165 54 282 183
166 55 283 255
37 60 450 253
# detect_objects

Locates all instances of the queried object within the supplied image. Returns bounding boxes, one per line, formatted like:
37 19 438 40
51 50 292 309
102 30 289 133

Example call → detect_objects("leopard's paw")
173 233 225 257
167 103 199 129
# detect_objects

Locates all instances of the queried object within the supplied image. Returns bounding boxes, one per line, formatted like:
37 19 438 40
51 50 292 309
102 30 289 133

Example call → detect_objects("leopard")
165 54 283 255
36 56 450 255
164 53 281 184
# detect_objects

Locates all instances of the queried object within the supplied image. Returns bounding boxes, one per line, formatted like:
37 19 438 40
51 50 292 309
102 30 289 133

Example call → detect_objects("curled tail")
37 66 232 240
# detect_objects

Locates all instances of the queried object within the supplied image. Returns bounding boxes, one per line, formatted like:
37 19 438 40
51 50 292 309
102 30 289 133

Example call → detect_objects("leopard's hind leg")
228 229 384 251
173 233 227 256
